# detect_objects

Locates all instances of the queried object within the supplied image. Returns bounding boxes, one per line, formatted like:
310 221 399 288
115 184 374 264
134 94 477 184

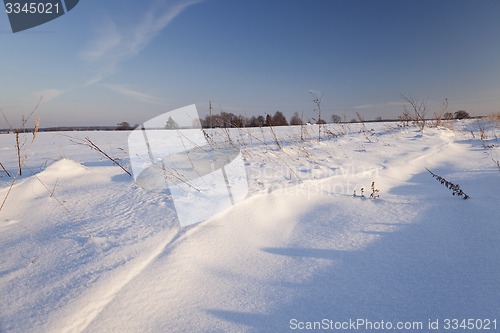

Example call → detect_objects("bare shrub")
400 93 428 131
476 120 488 140
433 98 448 127
398 110 412 127
0 99 42 212
489 112 500 127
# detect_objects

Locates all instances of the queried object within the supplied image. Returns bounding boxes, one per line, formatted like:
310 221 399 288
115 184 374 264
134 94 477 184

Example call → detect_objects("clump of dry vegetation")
353 181 380 199
400 93 428 131
426 168 470 200
489 112 500 126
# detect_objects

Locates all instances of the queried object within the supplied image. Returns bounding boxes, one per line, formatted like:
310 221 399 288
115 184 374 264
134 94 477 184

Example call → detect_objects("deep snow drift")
0 121 499 332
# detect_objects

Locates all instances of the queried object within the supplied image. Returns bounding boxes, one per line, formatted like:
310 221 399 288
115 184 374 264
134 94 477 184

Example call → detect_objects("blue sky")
1 0 499 127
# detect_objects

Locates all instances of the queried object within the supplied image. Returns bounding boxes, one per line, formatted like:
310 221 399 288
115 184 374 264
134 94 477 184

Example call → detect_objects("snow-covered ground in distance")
0 120 499 332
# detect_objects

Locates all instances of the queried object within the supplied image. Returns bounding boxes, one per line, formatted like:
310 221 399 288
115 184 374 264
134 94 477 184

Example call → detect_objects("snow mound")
42 158 89 176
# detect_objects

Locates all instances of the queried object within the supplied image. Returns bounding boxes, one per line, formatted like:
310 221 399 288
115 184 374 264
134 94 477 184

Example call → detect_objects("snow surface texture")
0 121 499 332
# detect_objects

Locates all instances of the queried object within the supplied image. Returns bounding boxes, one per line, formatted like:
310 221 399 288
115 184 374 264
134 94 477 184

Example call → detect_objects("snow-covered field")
0 120 499 332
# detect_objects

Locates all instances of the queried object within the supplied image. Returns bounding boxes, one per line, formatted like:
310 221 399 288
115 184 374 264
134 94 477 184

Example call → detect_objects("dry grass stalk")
0 106 12 129
356 112 368 133
32 117 40 143
0 99 42 214
0 162 10 177
488 112 500 125
493 158 500 173
433 98 448 127
50 178 59 198
266 118 282 150
15 129 22 176
0 176 19 212
84 137 132 176
426 168 470 200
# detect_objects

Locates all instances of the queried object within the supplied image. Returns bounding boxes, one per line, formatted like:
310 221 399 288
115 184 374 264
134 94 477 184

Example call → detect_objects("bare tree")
454 110 470 119
290 112 303 125
271 111 289 126
331 114 341 123
165 116 179 129
116 122 133 130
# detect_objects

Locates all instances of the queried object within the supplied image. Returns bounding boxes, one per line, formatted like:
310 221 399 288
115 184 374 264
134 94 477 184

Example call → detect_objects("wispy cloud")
83 74 105 87
80 0 202 84
353 101 407 110
125 0 202 58
106 84 164 104
352 104 373 110
387 101 406 107
34 89 65 104
80 19 121 62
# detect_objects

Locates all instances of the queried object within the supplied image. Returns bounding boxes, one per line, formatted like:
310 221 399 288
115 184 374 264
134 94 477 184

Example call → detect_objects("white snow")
0 121 499 332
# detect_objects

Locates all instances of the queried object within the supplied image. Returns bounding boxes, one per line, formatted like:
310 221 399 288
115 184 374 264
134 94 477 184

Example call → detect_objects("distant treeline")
0 110 480 134
201 111 292 128
0 125 130 134
200 110 476 128
0 122 139 134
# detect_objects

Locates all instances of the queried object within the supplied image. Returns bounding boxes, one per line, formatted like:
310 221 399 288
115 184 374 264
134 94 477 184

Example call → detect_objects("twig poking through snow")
0 162 10 177
84 137 132 176
370 182 380 199
426 168 470 200
493 158 500 173
353 182 380 199
15 129 22 176
0 175 19 213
